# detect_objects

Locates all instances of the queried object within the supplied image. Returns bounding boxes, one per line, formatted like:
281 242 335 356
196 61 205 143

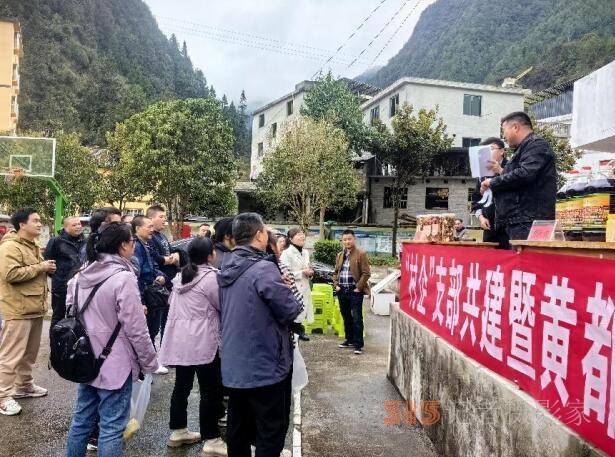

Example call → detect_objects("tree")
256 117 361 235
0 132 103 224
372 105 453 256
534 123 583 186
106 99 237 237
301 73 373 153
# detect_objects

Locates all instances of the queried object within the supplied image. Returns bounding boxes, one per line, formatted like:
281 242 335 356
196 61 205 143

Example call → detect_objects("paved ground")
0 321 292 457
0 302 438 457
299 302 439 457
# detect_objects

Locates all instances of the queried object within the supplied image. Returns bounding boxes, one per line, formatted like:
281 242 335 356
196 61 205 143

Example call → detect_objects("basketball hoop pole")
44 177 66 235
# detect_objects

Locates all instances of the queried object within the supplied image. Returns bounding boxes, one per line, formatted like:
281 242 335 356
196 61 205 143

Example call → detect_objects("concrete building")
571 60 615 153
0 18 21 135
250 79 379 176
361 77 528 225
361 76 528 147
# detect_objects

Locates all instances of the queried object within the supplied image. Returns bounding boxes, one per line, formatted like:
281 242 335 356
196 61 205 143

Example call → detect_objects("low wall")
388 303 604 457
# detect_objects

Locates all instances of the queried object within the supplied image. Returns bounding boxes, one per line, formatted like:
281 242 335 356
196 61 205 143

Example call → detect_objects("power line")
159 22 371 65
312 0 391 78
156 15 363 59
368 0 425 67
346 0 414 70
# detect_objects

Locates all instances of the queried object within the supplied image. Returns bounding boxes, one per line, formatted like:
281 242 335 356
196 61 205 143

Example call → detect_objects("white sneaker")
167 428 201 447
86 443 98 452
202 437 227 456
13 384 48 398
155 365 169 375
0 397 22 416
217 413 227 427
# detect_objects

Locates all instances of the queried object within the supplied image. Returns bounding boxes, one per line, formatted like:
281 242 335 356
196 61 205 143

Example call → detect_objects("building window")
425 187 449 210
468 188 475 202
258 113 265 128
383 187 408 209
287 100 293 116
257 142 264 157
462 137 481 148
463 94 482 116
370 106 380 126
389 94 400 117
272 123 277 138
14 32 21 50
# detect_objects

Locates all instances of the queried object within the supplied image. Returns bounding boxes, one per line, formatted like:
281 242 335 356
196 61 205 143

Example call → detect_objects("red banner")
400 244 615 455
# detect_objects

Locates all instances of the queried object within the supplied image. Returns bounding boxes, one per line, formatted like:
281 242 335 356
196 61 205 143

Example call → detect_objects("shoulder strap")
75 274 116 319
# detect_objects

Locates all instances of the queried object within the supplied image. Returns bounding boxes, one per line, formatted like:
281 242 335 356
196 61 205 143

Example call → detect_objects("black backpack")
50 274 121 383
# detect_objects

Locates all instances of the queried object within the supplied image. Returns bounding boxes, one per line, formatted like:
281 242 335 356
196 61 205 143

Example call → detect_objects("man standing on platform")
481 112 557 242
333 230 371 355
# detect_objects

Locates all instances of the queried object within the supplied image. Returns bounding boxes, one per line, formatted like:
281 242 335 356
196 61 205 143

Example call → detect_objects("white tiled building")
361 76 528 147
250 81 314 177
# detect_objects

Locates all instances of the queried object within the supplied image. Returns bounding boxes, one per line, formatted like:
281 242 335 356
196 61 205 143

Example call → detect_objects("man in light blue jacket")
218 213 301 457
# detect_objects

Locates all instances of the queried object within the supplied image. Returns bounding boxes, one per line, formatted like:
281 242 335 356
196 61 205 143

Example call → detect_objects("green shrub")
367 254 401 268
313 240 342 265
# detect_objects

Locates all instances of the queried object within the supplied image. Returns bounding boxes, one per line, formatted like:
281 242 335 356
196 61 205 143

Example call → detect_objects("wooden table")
510 240 615 260
403 240 499 250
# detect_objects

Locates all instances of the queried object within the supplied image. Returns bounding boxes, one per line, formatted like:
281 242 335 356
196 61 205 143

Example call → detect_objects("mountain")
0 0 247 147
359 0 615 91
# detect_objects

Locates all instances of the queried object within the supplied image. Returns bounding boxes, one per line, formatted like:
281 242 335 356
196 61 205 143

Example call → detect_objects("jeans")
338 288 364 349
505 222 533 243
226 373 292 457
145 307 165 348
66 375 132 457
50 290 68 329
170 353 224 439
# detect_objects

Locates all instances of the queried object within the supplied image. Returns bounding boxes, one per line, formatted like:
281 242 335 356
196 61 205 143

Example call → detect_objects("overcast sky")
143 0 435 110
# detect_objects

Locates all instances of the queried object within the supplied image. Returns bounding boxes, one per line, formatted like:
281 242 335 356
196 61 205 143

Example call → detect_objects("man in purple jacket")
218 213 301 457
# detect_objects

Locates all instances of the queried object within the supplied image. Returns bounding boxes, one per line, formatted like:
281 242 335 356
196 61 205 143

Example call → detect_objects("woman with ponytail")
158 237 226 455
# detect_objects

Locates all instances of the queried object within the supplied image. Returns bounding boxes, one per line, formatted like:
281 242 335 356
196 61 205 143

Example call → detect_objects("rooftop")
252 78 381 116
361 76 530 109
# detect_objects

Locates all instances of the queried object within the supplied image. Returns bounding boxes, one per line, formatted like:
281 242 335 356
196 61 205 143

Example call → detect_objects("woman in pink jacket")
159 237 226 456
65 222 159 457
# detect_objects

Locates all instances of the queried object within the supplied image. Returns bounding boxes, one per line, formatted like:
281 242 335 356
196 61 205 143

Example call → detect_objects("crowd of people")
0 205 372 457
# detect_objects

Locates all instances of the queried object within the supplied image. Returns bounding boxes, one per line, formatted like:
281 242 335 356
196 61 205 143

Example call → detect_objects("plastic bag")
123 374 152 441
292 345 308 394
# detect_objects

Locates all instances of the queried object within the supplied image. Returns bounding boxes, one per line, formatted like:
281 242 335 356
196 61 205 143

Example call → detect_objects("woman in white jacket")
280 228 314 339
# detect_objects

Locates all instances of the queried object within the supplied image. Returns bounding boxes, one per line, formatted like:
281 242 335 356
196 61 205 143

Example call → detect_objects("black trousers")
226 372 292 457
338 288 365 349
169 353 224 440
50 290 68 329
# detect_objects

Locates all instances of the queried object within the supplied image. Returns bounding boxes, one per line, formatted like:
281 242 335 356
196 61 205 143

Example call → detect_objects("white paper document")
468 146 494 178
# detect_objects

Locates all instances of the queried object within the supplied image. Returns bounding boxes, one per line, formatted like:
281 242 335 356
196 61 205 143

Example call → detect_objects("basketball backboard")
0 136 56 178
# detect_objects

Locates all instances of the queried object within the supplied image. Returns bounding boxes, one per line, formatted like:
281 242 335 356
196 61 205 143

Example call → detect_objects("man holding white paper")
480 112 557 242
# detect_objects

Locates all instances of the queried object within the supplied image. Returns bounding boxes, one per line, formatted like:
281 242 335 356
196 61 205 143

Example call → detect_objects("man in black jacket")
481 112 557 241
44 216 84 328
471 137 509 248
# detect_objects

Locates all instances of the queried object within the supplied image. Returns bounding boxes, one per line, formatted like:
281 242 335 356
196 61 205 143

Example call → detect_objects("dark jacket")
332 247 371 295
217 245 301 389
212 242 232 270
44 229 85 293
148 230 178 288
133 238 164 298
490 134 556 227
